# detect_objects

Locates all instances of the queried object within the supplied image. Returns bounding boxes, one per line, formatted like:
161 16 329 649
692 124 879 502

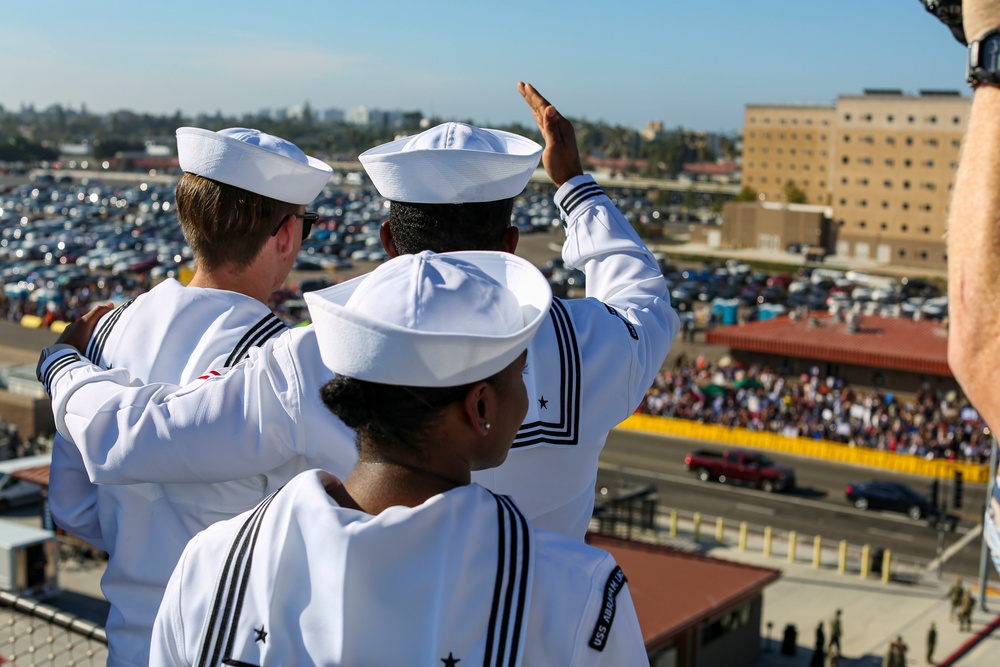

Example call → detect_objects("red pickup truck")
683 449 795 493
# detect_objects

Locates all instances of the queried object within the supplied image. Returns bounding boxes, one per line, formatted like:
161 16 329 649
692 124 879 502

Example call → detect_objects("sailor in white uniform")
151 251 650 666
44 128 356 667
39 83 678 542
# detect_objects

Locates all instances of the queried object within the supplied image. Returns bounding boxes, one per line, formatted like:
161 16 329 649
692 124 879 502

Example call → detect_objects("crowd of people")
638 358 992 464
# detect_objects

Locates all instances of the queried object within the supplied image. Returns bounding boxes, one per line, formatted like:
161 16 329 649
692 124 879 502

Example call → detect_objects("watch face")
986 34 1000 70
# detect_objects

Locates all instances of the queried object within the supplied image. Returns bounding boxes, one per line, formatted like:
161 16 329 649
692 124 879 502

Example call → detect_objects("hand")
517 82 583 188
55 303 114 353
920 0 967 44
963 0 1000 42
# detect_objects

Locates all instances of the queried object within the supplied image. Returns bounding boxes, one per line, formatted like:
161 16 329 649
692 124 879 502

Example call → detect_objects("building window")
920 250 929 259
883 180 892 188
904 159 912 167
899 248 907 257
882 201 889 209
928 116 937 124
748 147 756 154
749 132 756 138
842 156 850 164
860 157 872 165
859 199 868 207
950 161 958 169
859 178 869 186
764 117 771 124
840 177 848 185
843 135 851 143
779 118 786 124
839 198 847 206
902 224 909 231
862 135 874 144
807 119 814 125
903 180 911 189
863 114 872 121
881 222 888 230
903 203 910 210
926 138 938 147
884 158 894 166
887 114 894 122
924 160 935 168
859 221 867 229
953 116 961 124
844 113 852 121
923 226 931 233
822 120 829 126
886 137 895 145
906 137 914 146
777 148 783 154
820 181 826 187
747 176 754 183
920 204 933 212
761 177 768 184
790 148 797 155
907 115 915 123
748 161 755 168
922 182 935 191
838 219 845 226
952 139 960 147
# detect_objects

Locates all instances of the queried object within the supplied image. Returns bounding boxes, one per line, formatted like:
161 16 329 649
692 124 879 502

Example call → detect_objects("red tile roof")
682 161 740 175
705 314 951 377
13 465 50 487
588 534 781 651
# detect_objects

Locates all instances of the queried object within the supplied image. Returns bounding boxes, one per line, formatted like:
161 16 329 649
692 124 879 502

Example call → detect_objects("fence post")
882 549 891 583
813 535 822 568
693 512 701 542
763 526 772 557
669 509 678 537
788 530 797 562
715 517 725 544
739 522 748 552
860 544 870 579
838 540 847 574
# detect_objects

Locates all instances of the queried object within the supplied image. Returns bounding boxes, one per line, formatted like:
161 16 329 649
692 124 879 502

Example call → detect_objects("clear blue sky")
1 0 967 132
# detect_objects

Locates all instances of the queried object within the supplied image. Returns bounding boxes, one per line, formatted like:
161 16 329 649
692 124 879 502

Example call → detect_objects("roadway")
598 428 996 580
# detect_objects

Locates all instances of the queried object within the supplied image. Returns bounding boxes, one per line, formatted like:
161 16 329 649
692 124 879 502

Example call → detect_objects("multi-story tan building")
832 91 967 269
738 90 970 270
742 105 836 206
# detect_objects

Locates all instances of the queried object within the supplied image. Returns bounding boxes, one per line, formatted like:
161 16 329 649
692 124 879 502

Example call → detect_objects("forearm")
41 348 303 484
947 85 1000 425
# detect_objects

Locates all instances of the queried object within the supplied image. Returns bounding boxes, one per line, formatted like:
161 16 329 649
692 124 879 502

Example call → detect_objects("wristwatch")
968 29 1000 88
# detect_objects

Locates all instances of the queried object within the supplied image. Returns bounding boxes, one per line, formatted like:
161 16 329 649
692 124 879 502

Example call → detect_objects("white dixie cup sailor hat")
176 127 332 205
304 250 552 387
358 122 542 203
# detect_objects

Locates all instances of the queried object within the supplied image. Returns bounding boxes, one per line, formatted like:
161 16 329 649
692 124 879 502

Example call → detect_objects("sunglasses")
272 212 319 241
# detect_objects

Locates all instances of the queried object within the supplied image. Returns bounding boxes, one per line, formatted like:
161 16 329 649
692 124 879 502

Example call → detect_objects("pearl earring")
484 422 491 431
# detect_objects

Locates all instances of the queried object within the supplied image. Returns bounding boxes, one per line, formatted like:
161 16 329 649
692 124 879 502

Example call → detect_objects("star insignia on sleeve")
254 625 267 643
441 652 460 666
538 396 548 409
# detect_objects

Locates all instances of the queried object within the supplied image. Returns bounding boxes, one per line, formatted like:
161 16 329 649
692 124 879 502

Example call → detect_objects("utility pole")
978 436 998 612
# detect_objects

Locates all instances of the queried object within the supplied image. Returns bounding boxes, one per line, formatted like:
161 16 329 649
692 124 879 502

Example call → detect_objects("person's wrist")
964 4 1000 45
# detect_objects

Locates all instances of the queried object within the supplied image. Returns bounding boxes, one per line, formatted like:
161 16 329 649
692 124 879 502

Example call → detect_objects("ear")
462 381 492 436
501 225 519 253
380 220 400 258
273 214 297 254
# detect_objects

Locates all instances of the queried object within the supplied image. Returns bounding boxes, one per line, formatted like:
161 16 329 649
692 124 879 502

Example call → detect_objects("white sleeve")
592 584 649 666
557 174 679 415
47 433 105 551
38 330 356 485
151 543 193 667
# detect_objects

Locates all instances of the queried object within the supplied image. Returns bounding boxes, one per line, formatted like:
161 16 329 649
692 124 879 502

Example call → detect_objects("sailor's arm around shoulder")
37 331 317 485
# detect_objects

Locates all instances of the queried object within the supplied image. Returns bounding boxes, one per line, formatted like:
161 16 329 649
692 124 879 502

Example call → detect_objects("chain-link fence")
0 590 107 666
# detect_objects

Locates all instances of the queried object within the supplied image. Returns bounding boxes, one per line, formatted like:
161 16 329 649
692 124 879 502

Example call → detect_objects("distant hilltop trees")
0 102 740 179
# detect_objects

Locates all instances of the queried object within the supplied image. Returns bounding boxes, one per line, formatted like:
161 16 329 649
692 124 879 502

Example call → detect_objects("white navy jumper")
151 472 649 666
45 280 357 667
41 174 678 541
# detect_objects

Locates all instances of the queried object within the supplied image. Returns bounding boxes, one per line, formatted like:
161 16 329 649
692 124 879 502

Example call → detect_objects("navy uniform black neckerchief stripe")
513 299 581 448
85 298 135 365
196 487 283 667
484 493 532 667
224 314 287 368
559 180 604 218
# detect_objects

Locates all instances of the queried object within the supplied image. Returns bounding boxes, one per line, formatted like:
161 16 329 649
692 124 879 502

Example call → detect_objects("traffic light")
952 471 963 510
930 478 940 510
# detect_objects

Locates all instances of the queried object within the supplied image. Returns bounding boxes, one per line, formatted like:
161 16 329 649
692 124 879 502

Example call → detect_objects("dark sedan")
844 480 933 520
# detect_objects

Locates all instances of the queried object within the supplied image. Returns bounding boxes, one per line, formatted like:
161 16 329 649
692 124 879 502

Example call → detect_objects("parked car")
844 480 933 520
683 449 796 492
0 473 42 511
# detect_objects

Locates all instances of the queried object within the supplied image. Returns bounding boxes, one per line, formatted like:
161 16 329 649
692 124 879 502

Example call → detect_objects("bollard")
788 531 797 562
669 509 678 538
860 544 870 579
716 517 725 544
882 549 891 583
813 535 822 568
693 512 701 542
763 526 772 557
739 522 748 552
838 540 847 574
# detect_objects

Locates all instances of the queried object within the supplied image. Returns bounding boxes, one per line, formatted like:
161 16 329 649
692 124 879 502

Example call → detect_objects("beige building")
738 90 969 270
742 104 836 206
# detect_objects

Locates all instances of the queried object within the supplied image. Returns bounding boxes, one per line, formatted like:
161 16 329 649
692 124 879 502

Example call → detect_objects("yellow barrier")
618 414 991 483
19 315 43 329
49 320 70 334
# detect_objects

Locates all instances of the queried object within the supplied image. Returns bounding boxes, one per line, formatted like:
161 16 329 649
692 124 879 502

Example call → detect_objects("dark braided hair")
321 376 491 459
